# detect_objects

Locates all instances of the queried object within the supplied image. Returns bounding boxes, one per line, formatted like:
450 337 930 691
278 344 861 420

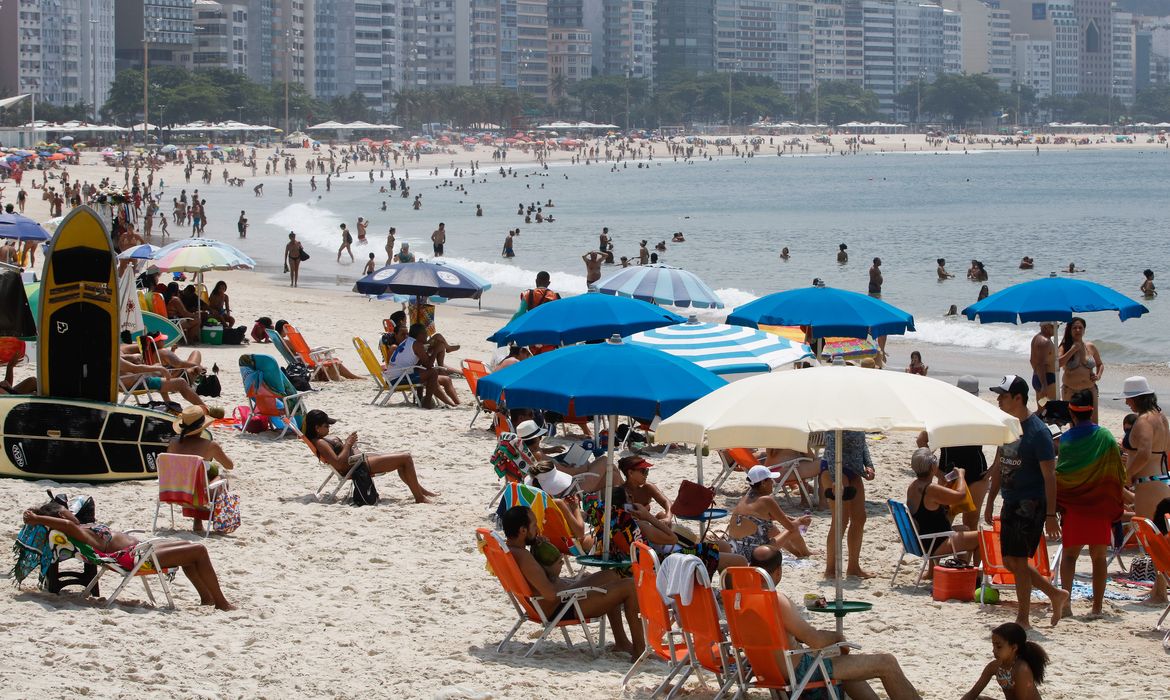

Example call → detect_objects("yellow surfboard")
36 206 119 403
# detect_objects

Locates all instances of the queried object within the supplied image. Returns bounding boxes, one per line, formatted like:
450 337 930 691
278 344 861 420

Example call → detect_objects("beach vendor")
1055 389 1127 618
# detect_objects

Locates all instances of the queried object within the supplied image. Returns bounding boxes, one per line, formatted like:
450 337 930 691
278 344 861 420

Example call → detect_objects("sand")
2 138 1169 699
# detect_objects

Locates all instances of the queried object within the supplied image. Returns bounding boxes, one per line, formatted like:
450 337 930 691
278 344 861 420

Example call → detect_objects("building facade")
115 0 196 70
655 0 716 79
192 0 250 74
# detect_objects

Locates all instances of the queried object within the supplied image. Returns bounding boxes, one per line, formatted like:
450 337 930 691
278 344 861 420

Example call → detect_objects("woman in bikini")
1058 317 1103 422
725 466 813 559
1121 377 1170 604
22 500 235 610
821 430 877 578
305 409 437 504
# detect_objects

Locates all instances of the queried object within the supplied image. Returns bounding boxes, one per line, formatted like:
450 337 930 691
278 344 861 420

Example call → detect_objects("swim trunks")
433 243 444 256
1000 498 1045 558
1031 372 1056 392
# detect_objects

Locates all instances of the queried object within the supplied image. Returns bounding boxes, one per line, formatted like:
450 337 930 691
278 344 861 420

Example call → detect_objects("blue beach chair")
887 499 953 588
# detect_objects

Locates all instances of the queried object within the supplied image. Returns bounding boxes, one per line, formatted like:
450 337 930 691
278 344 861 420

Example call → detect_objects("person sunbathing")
206 281 235 327
517 420 615 495
121 333 205 378
118 356 221 416
502 505 644 662
749 545 922 699
22 500 235 610
168 406 234 532
304 409 437 504
619 455 671 519
273 320 361 381
163 282 201 344
726 466 814 559
0 355 36 394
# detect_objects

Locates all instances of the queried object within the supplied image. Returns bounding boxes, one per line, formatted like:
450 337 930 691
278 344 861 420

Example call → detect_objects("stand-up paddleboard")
0 396 187 481
37 206 119 403
137 312 182 348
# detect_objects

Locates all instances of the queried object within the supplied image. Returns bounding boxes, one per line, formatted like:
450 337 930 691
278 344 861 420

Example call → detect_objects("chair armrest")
918 532 952 541
557 586 606 600
787 640 861 661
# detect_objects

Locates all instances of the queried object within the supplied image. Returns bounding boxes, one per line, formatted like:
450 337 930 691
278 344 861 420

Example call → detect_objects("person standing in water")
1141 269 1157 298
385 227 396 265
868 258 883 297
284 232 303 287
837 243 848 263
937 258 953 280
337 223 354 263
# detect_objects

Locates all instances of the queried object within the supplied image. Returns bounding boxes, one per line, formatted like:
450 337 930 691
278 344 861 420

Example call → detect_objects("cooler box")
932 566 978 602
200 326 223 345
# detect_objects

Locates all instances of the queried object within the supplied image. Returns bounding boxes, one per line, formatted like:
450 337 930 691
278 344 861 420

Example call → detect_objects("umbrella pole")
1051 323 1061 404
695 445 704 485
602 414 616 560
834 428 844 635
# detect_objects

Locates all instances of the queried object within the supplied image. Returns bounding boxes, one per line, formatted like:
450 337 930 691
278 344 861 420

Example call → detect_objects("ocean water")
201 147 1170 364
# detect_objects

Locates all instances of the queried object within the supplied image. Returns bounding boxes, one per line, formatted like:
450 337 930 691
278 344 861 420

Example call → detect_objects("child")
363 252 376 275
961 622 1047 700
906 350 928 376
159 212 169 238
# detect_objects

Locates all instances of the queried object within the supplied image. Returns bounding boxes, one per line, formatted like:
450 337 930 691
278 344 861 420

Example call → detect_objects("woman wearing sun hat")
1119 376 1170 604
168 406 235 532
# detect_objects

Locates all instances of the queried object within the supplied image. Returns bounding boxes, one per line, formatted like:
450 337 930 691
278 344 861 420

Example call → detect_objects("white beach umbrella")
656 366 1021 632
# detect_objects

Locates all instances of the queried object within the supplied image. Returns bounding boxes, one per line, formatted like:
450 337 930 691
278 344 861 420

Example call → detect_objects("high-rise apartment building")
0 0 117 115
1075 0 1110 95
602 0 654 80
115 0 196 70
1012 33 1053 99
940 0 1012 88
1111 10 1135 107
192 0 250 74
655 0 716 79
1004 0 1079 97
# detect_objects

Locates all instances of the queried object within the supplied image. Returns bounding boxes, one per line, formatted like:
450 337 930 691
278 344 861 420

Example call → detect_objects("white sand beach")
2 138 1169 698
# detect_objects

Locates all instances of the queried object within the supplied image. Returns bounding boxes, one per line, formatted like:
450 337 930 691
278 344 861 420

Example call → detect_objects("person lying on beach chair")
120 333 206 381
118 356 222 417
502 505 645 662
21 499 235 610
0 354 36 394
517 420 616 495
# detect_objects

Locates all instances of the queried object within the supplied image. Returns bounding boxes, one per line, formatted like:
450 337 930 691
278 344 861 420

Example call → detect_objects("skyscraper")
115 0 196 71
655 0 715 80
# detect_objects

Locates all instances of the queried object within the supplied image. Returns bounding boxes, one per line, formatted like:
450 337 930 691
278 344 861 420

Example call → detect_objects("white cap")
515 420 549 441
747 465 774 485
536 468 573 496
1117 376 1155 399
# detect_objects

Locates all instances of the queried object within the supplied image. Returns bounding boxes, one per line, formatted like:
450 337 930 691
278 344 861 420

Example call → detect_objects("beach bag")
1129 555 1156 581
350 461 379 506
949 485 977 516
673 480 715 517
221 325 247 345
283 361 313 392
242 406 270 433
210 490 241 533
298 248 310 261
195 374 222 398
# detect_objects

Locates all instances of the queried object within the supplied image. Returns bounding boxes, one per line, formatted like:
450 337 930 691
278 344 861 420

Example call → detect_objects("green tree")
1132 85 1170 122
921 73 1002 126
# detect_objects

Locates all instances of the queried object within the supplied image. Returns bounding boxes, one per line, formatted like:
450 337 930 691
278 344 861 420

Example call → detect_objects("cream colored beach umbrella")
656 365 1021 632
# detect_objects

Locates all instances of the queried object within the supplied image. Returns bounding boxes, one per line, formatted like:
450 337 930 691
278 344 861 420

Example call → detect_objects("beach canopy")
595 264 724 309
354 260 490 300
152 238 255 273
118 243 161 261
656 365 1021 632
727 286 914 339
488 293 683 347
962 277 1148 324
627 318 813 379
0 213 51 242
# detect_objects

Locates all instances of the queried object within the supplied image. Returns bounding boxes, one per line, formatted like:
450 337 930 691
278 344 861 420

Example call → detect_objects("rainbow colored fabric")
1056 424 1126 521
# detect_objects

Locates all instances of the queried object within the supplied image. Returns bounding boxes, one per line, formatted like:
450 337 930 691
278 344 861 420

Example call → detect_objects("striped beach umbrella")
627 319 812 379
595 264 724 309
152 238 255 273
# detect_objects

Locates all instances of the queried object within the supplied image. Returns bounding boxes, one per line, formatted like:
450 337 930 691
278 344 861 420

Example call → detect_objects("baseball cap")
746 465 774 485
989 375 1028 398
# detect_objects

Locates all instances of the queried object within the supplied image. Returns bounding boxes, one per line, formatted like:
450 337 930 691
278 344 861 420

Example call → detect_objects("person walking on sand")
985 375 1069 629
1030 322 1057 405
337 223 354 262
284 232 304 287
868 257 883 296
431 222 446 257
582 250 606 286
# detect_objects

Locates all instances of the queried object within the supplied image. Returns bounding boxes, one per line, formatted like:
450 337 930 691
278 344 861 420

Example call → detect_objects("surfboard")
36 206 119 403
0 396 181 481
137 312 183 349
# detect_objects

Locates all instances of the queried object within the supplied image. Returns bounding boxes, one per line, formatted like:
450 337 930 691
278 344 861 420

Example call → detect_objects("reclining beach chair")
353 336 394 405
382 363 425 406
265 329 300 367
284 323 344 380
1131 517 1170 649
887 499 955 588
671 555 741 699
153 453 228 536
51 529 176 609
622 542 691 698
239 353 309 439
462 358 500 428
712 448 818 506
721 566 856 700
977 517 1058 607
476 527 604 658
302 433 361 503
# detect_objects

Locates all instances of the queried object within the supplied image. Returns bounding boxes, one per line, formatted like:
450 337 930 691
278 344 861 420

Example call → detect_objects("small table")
806 600 873 619
574 554 631 569
675 508 729 541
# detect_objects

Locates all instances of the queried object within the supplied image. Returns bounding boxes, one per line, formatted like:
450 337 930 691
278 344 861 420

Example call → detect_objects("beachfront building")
1111 10 1136 107
714 0 813 96
548 28 594 92
1076 0 1110 96
518 0 552 98
115 0 196 70
940 0 1013 89
1011 33 1053 100
600 0 655 81
1136 21 1170 89
813 0 859 85
655 0 717 79
192 0 250 74
311 1 400 112
0 0 117 116
1003 0 1079 97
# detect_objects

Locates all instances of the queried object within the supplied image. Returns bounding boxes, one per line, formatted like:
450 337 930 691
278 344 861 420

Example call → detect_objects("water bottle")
799 509 811 535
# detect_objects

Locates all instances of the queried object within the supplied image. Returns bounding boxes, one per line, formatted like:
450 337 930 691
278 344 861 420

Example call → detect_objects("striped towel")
157 453 211 517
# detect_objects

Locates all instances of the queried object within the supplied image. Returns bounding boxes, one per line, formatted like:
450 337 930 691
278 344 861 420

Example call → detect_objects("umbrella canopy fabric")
595 264 724 309
760 325 879 358
476 336 727 420
0 213 51 242
656 366 1019 451
353 261 490 300
118 243 160 261
152 238 256 273
727 286 915 338
488 293 684 347
962 277 1148 324
627 319 813 378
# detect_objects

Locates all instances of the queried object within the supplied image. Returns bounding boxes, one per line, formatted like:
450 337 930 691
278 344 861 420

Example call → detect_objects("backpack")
283 361 313 392
221 325 247 345
350 461 379 506
195 374 222 397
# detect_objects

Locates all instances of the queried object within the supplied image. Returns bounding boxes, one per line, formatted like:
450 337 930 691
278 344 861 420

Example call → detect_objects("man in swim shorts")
1029 323 1057 405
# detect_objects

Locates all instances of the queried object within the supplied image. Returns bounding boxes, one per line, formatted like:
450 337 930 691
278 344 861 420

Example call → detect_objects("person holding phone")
906 448 979 576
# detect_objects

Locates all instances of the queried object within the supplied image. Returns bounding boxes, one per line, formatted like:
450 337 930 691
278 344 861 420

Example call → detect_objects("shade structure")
656 365 1021 632
0 213 51 242
760 325 878 359
727 286 914 339
118 243 160 261
477 336 727 559
152 238 255 273
962 277 1148 324
488 293 684 347
595 264 724 309
627 319 813 378
353 261 490 300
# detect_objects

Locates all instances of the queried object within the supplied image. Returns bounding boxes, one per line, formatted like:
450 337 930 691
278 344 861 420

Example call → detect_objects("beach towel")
1056 424 1126 522
490 434 531 481
157 453 212 518
10 524 51 586
656 553 704 605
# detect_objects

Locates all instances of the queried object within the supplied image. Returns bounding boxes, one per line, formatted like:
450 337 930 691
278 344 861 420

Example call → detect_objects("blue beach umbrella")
727 286 915 339
477 336 727 558
627 318 813 379
353 260 490 300
0 213 51 242
118 243 161 261
595 263 724 309
488 293 684 347
962 277 1148 324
